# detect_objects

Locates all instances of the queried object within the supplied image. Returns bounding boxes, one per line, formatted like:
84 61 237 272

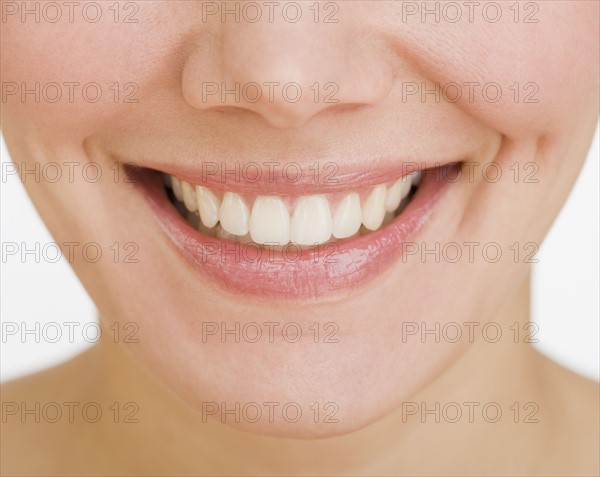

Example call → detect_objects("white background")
1 127 599 382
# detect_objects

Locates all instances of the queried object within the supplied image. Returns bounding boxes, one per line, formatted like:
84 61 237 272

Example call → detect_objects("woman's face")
2 1 598 437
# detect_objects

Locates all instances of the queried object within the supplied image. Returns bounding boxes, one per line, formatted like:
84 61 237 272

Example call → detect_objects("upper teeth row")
166 172 421 246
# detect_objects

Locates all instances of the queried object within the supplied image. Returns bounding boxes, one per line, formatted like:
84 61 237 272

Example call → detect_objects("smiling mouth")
164 171 422 249
136 162 458 301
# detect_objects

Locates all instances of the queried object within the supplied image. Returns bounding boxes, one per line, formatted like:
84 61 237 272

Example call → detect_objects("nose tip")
181 11 394 129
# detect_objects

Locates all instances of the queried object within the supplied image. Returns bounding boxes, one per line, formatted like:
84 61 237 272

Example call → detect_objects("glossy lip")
129 156 457 195
135 164 458 301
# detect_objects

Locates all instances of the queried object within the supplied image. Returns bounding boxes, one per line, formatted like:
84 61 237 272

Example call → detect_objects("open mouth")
136 162 458 301
164 171 422 249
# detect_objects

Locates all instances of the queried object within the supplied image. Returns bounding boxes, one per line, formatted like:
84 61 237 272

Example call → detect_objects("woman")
1 1 598 475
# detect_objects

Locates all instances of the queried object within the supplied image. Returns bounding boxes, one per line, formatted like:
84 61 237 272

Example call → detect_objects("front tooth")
196 186 221 228
332 193 362 239
385 179 404 212
291 195 332 246
250 196 290 245
181 181 198 212
219 192 250 236
362 185 387 230
171 176 184 202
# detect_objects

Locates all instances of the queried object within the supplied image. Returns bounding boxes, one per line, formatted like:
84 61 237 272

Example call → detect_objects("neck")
91 272 550 476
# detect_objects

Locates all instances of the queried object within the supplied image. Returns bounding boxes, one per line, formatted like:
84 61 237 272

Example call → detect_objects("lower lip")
138 166 455 301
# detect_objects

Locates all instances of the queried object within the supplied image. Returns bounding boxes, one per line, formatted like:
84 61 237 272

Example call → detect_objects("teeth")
216 225 252 243
198 217 216 237
216 225 237 241
166 169 422 245
385 178 404 213
401 175 412 199
181 181 198 212
250 196 290 245
219 192 250 236
184 210 200 229
411 171 422 186
382 211 396 228
291 195 333 246
385 173 416 212
362 185 387 231
332 193 362 239
171 176 184 202
196 186 221 228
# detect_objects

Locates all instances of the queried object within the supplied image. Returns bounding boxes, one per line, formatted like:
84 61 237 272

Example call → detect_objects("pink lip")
137 165 456 301
134 158 454 195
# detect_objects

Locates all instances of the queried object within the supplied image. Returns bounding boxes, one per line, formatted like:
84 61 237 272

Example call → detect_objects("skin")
1 1 598 475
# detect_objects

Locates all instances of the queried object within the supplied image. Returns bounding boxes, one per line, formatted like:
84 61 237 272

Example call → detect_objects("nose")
182 4 394 129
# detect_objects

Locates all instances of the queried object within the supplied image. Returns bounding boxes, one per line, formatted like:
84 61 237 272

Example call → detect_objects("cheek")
384 1 599 137
1 2 188 141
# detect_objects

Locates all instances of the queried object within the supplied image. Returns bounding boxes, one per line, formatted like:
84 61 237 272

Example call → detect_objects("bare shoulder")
535 351 599 476
1 348 102 476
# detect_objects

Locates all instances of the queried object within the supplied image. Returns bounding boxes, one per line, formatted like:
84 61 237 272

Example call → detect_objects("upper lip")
128 156 463 195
